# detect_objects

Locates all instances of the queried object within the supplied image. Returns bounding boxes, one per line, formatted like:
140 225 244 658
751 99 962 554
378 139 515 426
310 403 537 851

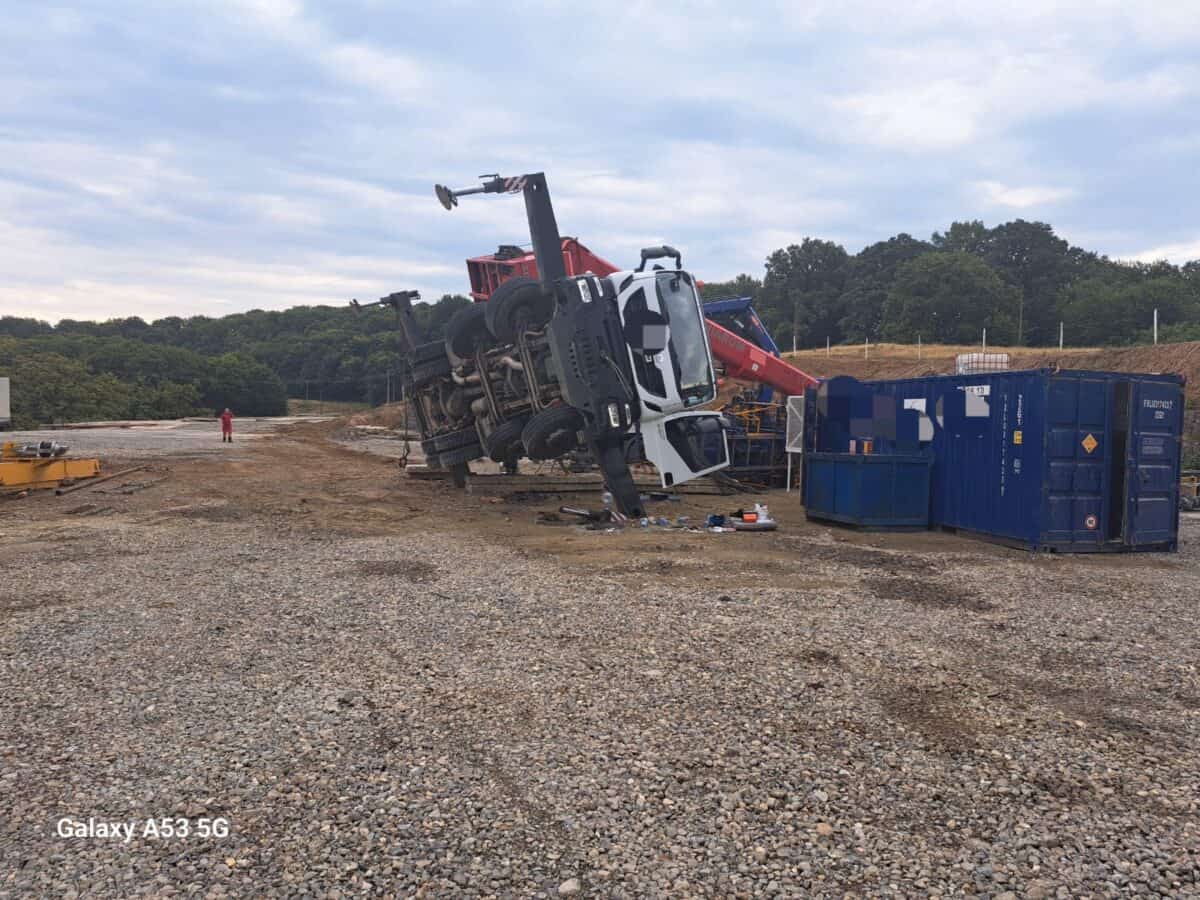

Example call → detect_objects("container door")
1043 376 1109 547
1124 380 1183 546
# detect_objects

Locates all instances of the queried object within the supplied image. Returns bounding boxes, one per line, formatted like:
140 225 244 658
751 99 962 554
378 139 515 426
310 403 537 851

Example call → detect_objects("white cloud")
1129 239 1200 265
975 180 1075 210
241 193 325 228
320 43 426 104
823 41 1199 152
2 0 1198 322
220 0 428 106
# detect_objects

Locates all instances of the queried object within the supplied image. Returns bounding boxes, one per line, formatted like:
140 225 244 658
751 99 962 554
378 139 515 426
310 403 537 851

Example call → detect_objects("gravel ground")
1 427 1198 898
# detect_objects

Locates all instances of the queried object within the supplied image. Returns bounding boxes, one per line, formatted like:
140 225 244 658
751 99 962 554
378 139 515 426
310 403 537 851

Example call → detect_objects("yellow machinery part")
0 458 102 490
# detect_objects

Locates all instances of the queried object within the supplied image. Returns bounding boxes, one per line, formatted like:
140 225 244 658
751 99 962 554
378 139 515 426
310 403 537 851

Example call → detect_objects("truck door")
641 411 730 488
1124 379 1183 546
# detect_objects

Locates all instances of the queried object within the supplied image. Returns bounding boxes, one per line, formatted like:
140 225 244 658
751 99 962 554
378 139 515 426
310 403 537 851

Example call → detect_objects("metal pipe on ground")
55 465 148 496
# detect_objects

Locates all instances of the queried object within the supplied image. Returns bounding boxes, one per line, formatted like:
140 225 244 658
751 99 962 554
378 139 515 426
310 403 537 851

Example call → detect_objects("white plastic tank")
955 353 1010 375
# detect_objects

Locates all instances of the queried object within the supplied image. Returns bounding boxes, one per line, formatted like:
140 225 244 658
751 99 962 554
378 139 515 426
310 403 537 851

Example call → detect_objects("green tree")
700 275 763 303
760 239 849 349
931 220 990 255
0 316 53 338
882 252 1020 344
0 341 136 427
200 353 288 416
985 220 1092 346
1057 276 1199 346
839 234 933 341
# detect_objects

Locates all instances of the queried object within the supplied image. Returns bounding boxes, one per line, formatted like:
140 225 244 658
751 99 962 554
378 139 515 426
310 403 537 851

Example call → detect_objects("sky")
2 1 1199 323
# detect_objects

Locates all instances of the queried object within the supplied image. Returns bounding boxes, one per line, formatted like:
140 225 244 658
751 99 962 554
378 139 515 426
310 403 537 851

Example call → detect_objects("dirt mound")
354 401 417 430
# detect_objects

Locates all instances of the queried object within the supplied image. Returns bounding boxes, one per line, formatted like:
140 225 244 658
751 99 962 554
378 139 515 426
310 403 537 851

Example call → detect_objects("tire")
445 303 494 360
485 276 554 342
432 426 481 453
521 406 584 461
410 355 451 388
485 417 528 463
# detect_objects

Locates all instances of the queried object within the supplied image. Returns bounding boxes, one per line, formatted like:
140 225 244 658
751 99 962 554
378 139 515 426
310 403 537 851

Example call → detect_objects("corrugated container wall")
865 369 1184 552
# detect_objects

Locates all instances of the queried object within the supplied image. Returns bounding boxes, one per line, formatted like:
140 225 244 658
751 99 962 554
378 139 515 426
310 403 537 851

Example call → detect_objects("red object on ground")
220 410 233 434
465 239 820 399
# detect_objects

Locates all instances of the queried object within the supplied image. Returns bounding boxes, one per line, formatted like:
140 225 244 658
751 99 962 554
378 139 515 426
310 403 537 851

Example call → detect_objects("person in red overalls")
219 408 234 443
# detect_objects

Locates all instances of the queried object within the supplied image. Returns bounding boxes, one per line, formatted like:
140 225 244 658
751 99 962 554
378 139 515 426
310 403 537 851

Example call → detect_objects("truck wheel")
485 277 553 342
445 303 494 360
485 417 528 463
521 406 584 461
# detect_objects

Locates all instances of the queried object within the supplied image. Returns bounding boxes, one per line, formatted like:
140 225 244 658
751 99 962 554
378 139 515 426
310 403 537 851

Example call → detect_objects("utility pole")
826 336 830 358
1059 321 1064 350
982 328 987 351
917 333 922 360
1153 309 1159 345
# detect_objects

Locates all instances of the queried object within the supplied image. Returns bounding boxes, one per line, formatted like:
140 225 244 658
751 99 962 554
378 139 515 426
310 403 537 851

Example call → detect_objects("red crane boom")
465 239 819 397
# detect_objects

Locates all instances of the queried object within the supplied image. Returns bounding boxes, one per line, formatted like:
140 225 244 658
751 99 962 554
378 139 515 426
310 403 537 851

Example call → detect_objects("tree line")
0 296 469 428
0 335 289 429
1 219 1197 427
701 220 1200 349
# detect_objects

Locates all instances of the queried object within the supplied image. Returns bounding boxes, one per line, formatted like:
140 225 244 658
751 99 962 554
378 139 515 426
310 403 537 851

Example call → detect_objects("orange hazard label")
1081 433 1098 454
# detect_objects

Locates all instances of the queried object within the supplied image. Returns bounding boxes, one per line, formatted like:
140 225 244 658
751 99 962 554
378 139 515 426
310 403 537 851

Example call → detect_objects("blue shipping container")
804 452 932 528
866 369 1184 552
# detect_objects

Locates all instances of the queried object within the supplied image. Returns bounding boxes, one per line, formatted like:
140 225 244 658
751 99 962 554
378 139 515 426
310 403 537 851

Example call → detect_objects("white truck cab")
609 268 730 488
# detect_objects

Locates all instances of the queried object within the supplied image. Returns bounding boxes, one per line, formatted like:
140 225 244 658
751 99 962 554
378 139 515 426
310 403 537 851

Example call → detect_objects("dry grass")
784 340 1200 400
789 341 1101 360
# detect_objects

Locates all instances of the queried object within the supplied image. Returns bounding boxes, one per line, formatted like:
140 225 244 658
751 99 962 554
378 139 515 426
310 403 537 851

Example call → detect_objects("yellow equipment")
0 441 101 491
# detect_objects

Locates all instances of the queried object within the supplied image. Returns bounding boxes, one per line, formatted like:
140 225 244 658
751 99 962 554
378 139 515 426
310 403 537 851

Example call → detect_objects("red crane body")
465 240 819 397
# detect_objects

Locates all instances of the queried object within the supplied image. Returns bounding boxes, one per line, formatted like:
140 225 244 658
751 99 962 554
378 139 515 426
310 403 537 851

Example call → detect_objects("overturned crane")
368 172 731 517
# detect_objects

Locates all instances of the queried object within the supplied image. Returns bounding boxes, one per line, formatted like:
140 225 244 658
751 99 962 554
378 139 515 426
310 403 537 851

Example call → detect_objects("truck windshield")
656 271 714 404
